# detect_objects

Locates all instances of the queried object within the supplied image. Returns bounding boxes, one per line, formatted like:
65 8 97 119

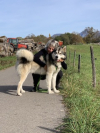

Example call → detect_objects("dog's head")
51 46 66 61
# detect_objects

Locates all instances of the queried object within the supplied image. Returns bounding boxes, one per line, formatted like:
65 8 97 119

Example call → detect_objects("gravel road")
0 66 66 133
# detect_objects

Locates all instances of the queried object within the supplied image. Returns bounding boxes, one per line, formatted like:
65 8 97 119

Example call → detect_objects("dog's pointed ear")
63 46 66 53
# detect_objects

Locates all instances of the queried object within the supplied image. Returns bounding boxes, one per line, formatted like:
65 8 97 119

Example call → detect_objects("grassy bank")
60 44 100 133
0 55 16 70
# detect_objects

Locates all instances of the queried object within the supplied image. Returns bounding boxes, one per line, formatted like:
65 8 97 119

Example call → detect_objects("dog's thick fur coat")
16 47 66 96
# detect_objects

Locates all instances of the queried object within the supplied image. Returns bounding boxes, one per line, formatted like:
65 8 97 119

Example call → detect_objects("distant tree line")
17 27 100 45
55 27 100 45
54 33 84 45
24 34 49 43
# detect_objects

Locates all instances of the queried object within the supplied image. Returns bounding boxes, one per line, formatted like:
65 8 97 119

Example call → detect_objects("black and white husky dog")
16 46 66 96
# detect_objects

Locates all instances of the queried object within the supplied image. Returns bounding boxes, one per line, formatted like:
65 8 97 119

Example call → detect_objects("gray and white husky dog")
16 46 66 96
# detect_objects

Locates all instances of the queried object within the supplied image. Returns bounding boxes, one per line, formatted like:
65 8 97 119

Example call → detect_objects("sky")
0 0 100 38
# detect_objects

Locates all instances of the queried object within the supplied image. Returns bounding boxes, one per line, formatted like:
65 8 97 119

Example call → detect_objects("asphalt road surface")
0 66 66 133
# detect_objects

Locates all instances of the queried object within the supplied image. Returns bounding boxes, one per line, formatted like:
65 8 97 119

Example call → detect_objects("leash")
55 65 58 71
36 75 46 90
53 62 58 71
36 77 41 90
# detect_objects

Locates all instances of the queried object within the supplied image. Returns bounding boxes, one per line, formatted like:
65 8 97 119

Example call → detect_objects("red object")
7 38 28 50
59 41 63 46
17 43 27 49
38 42 42 44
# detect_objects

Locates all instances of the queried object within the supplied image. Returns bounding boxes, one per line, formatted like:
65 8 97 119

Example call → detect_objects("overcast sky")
0 0 100 38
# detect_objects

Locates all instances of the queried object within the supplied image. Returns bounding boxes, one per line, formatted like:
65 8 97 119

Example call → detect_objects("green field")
60 44 100 133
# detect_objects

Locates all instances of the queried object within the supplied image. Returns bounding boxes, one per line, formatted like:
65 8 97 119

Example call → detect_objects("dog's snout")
55 55 58 59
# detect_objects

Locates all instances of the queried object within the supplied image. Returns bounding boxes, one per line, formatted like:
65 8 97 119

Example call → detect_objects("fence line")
78 54 81 73
90 46 96 88
73 50 76 67
67 46 96 87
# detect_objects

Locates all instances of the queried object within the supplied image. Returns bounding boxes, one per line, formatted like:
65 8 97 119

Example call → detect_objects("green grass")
60 44 100 133
0 55 16 70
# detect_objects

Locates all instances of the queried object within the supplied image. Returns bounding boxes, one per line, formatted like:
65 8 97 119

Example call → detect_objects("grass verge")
59 44 100 133
0 55 16 70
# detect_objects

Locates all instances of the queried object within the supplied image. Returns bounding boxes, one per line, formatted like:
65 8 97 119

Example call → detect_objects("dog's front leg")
46 72 54 94
52 73 60 93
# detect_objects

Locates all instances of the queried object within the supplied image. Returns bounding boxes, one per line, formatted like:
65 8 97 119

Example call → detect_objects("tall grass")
60 44 100 133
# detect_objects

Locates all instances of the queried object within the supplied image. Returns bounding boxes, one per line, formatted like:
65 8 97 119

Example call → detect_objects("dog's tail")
16 49 34 63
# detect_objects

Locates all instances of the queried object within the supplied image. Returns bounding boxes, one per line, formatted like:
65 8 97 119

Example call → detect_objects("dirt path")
0 66 65 133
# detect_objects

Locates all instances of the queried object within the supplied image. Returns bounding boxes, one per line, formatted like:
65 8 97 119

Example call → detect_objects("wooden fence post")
90 46 96 87
73 50 76 67
69 51 70 61
78 54 81 73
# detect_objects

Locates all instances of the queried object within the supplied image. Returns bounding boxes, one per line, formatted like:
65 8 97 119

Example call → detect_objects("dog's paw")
21 90 25 93
48 90 54 94
17 93 22 96
54 90 60 93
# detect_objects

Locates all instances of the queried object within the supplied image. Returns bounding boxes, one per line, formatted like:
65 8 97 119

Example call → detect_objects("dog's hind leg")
20 87 25 93
52 73 60 93
46 72 54 94
17 73 28 96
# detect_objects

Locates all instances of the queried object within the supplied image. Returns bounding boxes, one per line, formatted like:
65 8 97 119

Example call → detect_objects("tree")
25 34 48 43
25 33 35 39
70 34 84 44
55 33 83 45
55 33 70 45
35 35 48 43
83 27 99 43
